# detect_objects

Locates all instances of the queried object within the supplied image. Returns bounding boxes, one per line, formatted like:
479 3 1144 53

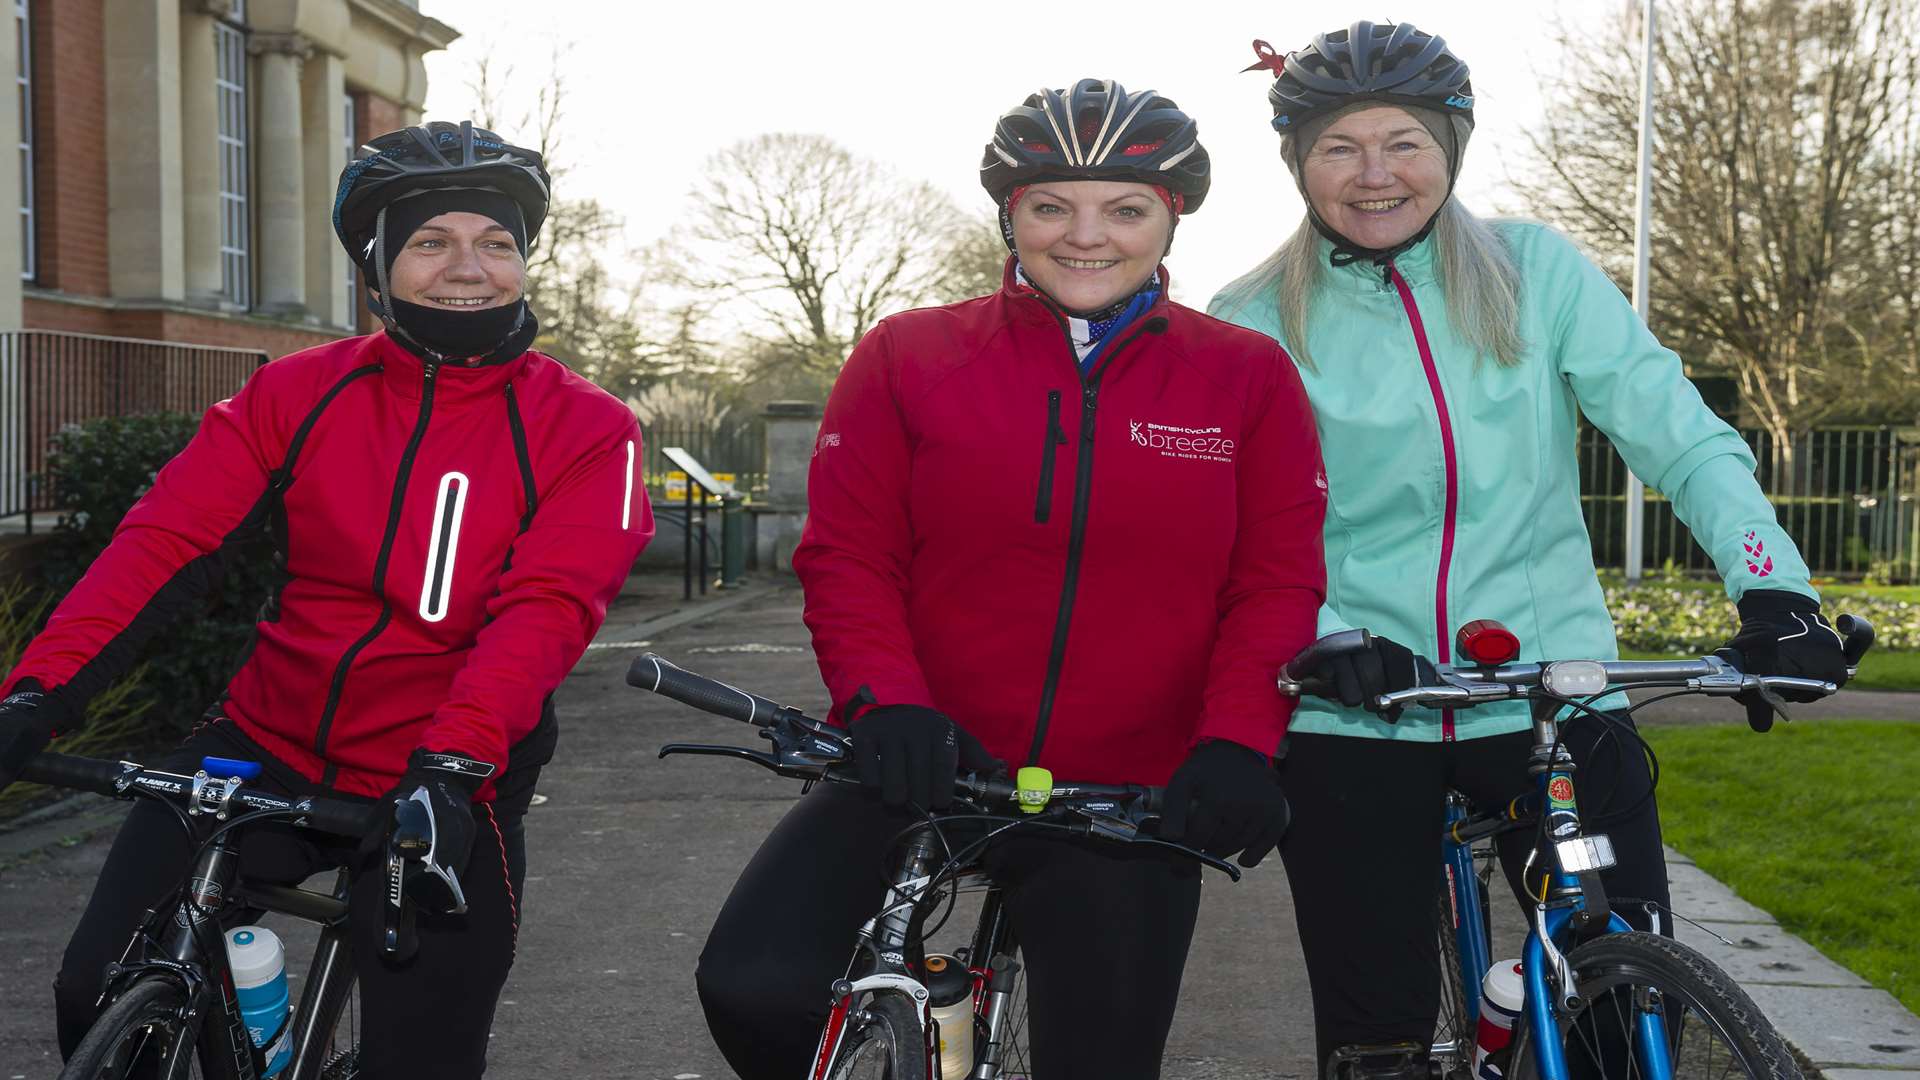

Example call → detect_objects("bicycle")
1280 613 1873 1080
18 749 437 1079
627 652 1243 1080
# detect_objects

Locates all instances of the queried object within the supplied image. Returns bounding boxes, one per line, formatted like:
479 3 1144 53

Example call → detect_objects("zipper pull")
1081 384 1099 443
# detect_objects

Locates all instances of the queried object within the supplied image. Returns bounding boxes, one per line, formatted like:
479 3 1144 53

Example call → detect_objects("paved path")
0 577 1914 1078
1631 687 1920 725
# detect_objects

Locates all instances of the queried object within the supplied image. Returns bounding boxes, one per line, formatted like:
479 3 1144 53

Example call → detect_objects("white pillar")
0 0 22 329
300 50 348 327
1624 0 1658 583
179 6 223 304
250 32 309 316
103 0 185 301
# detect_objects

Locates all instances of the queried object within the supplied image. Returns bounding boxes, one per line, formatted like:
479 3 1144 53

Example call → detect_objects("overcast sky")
420 0 1622 307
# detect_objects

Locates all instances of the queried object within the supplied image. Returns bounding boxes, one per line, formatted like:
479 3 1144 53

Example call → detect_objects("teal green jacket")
1208 221 1815 742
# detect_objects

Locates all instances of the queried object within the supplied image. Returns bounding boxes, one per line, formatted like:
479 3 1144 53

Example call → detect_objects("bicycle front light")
1543 661 1608 698
1554 834 1618 875
1015 767 1053 814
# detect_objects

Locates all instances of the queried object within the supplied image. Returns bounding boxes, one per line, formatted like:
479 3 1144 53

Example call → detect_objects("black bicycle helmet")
980 79 1210 212
333 120 551 274
1263 22 1474 135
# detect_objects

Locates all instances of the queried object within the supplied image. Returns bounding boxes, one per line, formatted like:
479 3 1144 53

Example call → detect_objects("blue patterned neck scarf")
1016 261 1163 375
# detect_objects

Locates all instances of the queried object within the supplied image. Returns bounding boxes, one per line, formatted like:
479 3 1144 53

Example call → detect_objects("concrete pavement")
0 576 1913 1078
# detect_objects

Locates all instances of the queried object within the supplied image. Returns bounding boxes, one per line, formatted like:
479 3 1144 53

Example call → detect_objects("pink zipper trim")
1389 267 1460 741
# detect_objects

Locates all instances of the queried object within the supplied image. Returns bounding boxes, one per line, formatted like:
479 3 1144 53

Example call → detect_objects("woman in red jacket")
696 80 1328 1080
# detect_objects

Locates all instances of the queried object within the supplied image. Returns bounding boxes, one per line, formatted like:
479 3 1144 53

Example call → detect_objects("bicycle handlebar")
628 652 788 726
19 751 375 837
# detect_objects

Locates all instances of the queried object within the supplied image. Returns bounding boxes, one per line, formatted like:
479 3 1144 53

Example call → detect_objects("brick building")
0 0 458 353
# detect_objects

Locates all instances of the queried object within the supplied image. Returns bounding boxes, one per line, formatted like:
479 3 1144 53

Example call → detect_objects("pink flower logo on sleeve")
1743 531 1774 577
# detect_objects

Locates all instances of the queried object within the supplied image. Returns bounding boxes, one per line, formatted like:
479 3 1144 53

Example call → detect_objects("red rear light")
1457 619 1521 666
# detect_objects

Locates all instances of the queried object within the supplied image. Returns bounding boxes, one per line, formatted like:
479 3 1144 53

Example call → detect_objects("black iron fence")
0 331 268 524
638 417 767 497
1581 425 1920 581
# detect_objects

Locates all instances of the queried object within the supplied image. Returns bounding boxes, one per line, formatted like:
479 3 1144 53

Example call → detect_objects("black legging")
1278 715 1670 1071
697 783 1205 1080
53 721 532 1080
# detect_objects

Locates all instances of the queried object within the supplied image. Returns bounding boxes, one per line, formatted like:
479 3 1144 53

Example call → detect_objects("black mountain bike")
19 751 435 1080
629 653 1242 1080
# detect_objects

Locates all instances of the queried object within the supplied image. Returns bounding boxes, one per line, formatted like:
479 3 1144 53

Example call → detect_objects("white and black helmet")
980 79 1210 212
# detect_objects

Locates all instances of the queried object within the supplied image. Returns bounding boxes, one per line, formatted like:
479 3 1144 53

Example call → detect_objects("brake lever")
657 743 785 767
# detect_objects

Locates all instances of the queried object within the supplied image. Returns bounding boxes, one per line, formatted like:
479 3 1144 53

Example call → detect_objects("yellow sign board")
662 471 735 501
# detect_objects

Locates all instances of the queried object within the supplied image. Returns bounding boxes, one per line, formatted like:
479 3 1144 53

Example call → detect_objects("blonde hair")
1217 151 1527 372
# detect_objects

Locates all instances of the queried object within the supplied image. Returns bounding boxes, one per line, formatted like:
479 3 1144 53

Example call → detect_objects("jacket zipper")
1388 266 1460 741
1026 315 1163 766
314 362 439 765
1033 390 1066 523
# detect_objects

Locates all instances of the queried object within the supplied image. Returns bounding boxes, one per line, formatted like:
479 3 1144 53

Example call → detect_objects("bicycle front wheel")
1512 932 1802 1080
58 977 203 1080
827 994 932 1080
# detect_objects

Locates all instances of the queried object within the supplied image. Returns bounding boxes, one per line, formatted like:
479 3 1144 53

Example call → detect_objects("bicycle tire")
1433 873 1482 1080
827 994 932 1080
58 977 202 1080
1510 932 1802 1080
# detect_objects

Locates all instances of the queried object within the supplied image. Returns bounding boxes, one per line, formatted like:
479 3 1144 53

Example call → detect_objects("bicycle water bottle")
1473 959 1525 1080
225 926 292 1077
923 953 974 1080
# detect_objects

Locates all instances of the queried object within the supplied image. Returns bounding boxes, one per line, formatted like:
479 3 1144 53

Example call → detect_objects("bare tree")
664 134 1005 376
1519 0 1920 479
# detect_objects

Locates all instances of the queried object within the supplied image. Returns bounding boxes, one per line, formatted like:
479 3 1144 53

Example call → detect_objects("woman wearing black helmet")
0 120 653 1076
695 80 1325 1080
1211 22 1849 1079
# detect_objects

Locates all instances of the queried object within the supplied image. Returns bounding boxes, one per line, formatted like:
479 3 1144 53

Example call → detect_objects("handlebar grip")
299 796 378 839
1282 628 1372 681
17 751 132 796
1836 614 1874 666
628 653 788 727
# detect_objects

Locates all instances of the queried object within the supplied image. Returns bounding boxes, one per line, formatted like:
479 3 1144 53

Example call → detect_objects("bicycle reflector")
1015 767 1053 814
1456 620 1521 666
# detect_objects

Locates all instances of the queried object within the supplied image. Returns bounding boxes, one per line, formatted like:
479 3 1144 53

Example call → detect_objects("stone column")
103 0 184 301
0 2 21 330
249 32 310 316
300 50 348 327
759 401 824 573
178 5 223 304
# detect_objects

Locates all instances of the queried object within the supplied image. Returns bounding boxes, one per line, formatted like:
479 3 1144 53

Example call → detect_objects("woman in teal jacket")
1211 22 1852 1080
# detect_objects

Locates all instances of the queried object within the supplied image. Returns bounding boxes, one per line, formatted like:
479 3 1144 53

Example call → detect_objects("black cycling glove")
1160 739 1290 868
1300 633 1433 723
369 749 491 915
1715 589 1850 732
0 679 71 793
848 704 1002 811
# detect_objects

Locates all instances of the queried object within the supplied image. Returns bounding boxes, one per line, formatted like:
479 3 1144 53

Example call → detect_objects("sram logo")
1128 419 1235 463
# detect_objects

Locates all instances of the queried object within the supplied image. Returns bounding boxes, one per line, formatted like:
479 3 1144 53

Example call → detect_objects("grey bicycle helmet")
1264 21 1474 135
980 79 1210 212
333 120 550 275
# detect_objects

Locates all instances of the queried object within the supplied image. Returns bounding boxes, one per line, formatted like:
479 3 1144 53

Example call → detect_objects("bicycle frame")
1442 700 1665 1080
91 813 360 1080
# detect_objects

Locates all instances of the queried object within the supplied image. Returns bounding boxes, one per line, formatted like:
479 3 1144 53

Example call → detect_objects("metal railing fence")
0 331 268 524
638 417 767 498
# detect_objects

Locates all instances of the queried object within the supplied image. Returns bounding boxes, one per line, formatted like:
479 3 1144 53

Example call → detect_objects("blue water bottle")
225 926 292 1077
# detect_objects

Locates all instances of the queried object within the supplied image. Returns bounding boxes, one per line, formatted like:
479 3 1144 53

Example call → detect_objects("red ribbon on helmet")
1242 39 1286 77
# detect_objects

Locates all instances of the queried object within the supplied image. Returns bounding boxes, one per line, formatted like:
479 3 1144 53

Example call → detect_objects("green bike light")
1015 767 1053 814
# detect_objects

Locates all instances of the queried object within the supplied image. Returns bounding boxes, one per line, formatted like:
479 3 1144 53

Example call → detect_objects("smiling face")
1300 106 1451 251
1010 180 1172 314
385 211 525 309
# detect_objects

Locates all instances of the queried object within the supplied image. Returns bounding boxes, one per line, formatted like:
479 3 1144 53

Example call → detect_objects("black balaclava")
1284 101 1469 276
372 187 537 366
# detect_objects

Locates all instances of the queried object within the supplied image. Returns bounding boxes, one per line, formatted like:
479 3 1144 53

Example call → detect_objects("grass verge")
1642 720 1920 1015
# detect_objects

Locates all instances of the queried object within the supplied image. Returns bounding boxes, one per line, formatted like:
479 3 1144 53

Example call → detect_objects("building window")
214 0 250 308
343 91 358 328
15 0 31 281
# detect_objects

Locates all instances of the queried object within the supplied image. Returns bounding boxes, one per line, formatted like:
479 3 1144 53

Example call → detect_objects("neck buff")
385 295 539 366
1015 260 1162 375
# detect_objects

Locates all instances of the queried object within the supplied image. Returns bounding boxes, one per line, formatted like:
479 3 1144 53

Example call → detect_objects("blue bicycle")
1282 614 1873 1080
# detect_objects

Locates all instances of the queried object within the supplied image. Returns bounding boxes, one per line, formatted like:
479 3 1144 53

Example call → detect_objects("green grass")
1643 720 1920 1015
1618 648 1920 691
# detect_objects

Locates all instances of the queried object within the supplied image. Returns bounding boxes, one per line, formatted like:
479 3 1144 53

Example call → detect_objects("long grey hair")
1216 141 1527 372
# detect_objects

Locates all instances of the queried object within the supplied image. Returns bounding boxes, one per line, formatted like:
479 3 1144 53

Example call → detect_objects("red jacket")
5 332 654 798
794 267 1327 786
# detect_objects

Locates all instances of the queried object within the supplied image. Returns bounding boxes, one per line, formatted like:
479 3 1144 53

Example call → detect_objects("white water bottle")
225 926 292 1078
923 953 974 1080
1473 959 1526 1080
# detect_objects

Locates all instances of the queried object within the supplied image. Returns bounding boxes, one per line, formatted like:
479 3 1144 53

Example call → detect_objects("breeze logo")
1128 419 1235 463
